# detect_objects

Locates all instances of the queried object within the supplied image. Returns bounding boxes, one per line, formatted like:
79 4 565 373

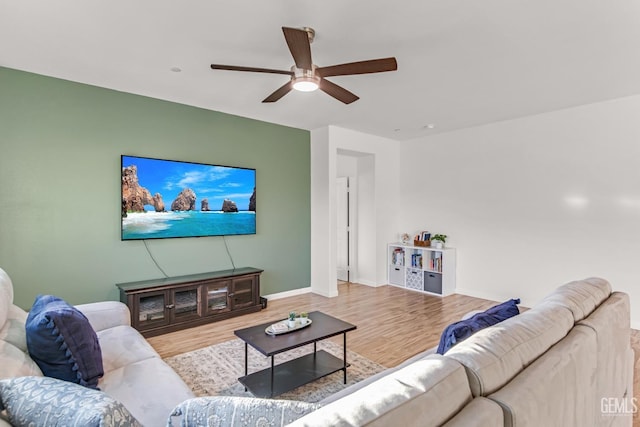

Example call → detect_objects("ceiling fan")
210 27 397 104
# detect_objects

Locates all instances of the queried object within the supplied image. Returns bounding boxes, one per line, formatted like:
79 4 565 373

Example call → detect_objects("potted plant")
288 311 297 328
299 311 309 325
431 234 447 249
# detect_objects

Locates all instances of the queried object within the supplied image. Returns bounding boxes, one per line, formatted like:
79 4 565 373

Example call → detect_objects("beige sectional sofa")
0 266 633 426
0 268 195 426
287 277 633 426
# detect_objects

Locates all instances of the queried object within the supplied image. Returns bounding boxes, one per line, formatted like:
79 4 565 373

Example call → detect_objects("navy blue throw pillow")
26 295 103 389
436 298 520 355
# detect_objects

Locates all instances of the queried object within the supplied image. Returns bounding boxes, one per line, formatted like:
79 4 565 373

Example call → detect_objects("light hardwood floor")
148 282 640 424
147 282 500 366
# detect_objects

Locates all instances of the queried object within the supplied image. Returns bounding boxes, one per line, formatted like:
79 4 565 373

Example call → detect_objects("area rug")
164 339 386 403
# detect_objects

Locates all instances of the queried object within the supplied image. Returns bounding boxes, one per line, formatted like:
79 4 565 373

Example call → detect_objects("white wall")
400 95 640 327
310 127 337 297
310 126 400 295
336 154 358 177
355 154 377 285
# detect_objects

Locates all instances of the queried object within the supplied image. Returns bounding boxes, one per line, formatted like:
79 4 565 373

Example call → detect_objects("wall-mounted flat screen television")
121 155 256 240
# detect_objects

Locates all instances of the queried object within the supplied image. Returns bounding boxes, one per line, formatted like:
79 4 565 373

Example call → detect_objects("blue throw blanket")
437 298 520 354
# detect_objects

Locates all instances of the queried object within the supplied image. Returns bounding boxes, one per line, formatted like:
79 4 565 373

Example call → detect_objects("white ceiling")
2 1 640 140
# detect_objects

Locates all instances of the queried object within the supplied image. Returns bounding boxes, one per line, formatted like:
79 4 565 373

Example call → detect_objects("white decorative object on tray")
265 319 312 335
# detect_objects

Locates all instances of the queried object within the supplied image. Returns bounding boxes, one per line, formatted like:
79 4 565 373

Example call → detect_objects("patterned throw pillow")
167 396 321 427
26 294 103 388
0 376 141 427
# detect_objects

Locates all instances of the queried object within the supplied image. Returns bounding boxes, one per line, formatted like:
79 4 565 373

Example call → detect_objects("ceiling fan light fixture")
211 27 397 104
293 76 320 92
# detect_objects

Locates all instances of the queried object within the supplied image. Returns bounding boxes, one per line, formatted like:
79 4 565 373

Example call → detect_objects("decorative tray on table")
265 319 312 336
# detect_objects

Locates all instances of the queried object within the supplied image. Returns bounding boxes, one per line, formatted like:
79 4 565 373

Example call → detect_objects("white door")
336 177 349 282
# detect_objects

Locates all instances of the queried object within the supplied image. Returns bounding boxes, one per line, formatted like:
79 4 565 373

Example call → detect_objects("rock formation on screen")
171 189 197 211
201 199 210 211
221 199 238 212
249 188 256 212
121 165 165 215
152 194 165 212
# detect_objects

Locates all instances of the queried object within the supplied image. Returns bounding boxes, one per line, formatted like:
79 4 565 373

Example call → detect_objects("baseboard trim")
313 288 339 298
263 287 312 301
454 287 502 302
455 287 534 308
353 279 377 287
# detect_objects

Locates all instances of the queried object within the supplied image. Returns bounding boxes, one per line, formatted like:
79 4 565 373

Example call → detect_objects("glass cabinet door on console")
205 280 230 315
171 286 201 322
137 290 170 329
230 276 257 309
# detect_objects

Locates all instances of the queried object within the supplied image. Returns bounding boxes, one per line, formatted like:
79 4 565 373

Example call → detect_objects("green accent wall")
0 67 310 309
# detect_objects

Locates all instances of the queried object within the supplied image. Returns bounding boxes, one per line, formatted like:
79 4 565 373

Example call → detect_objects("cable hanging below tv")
121 155 256 240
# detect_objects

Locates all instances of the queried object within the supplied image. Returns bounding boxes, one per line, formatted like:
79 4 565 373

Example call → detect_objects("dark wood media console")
116 267 263 337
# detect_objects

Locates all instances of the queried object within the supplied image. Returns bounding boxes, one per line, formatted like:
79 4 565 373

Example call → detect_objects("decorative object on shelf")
413 230 431 247
400 233 411 244
431 234 447 249
288 311 297 328
414 239 431 247
391 247 404 265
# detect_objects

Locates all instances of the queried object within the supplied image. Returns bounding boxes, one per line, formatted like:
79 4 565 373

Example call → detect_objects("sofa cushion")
487 326 598 427
0 376 141 427
97 325 160 373
289 355 473 427
100 356 195 427
441 397 503 427
541 277 611 322
76 301 132 332
445 301 574 396
167 396 320 427
26 295 103 389
577 292 632 423
437 299 520 354
0 341 42 380
0 268 13 329
0 305 28 351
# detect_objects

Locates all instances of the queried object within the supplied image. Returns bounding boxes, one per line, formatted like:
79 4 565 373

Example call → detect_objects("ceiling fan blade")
282 27 313 70
210 64 293 76
316 57 397 78
319 79 359 104
262 81 293 103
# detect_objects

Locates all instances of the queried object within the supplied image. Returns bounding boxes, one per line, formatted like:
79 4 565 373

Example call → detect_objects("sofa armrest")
75 301 131 331
319 345 437 405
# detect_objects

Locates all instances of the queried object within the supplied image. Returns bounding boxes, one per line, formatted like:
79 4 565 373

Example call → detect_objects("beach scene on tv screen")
121 156 256 239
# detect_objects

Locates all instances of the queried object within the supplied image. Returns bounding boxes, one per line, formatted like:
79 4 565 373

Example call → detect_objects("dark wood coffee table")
234 311 357 398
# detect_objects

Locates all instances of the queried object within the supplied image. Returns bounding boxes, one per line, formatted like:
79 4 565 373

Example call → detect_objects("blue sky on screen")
123 156 255 210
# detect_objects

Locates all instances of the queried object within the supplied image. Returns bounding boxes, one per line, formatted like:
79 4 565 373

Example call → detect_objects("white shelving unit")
387 243 456 296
